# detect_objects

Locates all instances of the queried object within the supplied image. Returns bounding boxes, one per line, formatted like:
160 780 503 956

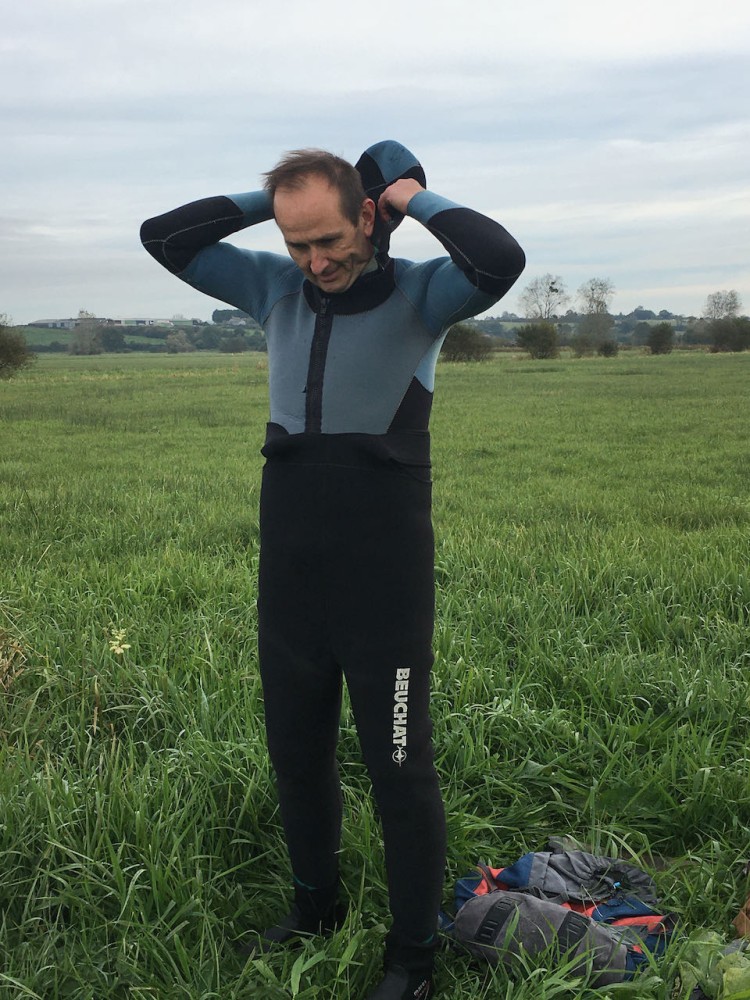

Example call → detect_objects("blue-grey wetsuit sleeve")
402 189 526 331
140 191 299 323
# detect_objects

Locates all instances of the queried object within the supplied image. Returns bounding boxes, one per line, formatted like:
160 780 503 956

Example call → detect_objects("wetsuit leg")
257 462 343 894
258 435 446 967
326 462 446 967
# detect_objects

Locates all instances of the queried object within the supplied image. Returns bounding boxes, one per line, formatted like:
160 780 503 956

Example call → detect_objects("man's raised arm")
379 178 526 300
140 190 301 321
140 191 274 276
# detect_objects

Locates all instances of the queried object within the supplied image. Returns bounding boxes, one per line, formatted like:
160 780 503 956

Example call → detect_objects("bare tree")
578 278 615 315
704 289 741 321
519 274 569 320
573 278 616 356
166 331 195 353
68 309 103 355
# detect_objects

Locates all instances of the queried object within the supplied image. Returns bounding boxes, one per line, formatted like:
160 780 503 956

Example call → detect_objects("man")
140 140 525 1000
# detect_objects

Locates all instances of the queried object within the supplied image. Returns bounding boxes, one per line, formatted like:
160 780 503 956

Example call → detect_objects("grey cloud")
2 2 749 322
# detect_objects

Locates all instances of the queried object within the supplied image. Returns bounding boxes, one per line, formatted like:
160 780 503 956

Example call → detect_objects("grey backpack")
454 888 631 988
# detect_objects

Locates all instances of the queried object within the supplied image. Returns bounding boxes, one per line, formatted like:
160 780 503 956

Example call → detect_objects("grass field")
1 351 749 999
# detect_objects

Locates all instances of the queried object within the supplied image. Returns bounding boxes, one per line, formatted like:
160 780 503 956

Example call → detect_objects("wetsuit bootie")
238 900 347 958
365 932 436 999
363 965 433 1000
238 879 345 959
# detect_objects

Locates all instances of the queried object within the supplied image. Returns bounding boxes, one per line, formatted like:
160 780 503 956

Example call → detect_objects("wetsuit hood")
355 140 427 259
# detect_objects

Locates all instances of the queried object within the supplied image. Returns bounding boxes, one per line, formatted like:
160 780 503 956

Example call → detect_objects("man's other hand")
378 179 425 222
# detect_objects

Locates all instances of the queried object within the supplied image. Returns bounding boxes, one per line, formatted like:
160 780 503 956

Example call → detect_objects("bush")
515 321 559 360
570 332 596 358
219 335 249 354
571 312 615 357
647 322 675 355
709 317 750 353
441 323 493 362
166 332 195 353
0 319 36 379
597 340 619 357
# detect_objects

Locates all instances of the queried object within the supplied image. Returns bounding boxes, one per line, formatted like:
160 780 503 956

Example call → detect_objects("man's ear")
361 198 376 237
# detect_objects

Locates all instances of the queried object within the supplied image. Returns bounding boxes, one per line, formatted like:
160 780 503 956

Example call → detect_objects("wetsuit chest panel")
265 286 437 436
321 294 435 434
265 294 317 435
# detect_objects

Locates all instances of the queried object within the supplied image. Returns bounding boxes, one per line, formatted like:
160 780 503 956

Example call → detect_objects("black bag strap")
558 910 594 952
475 897 517 945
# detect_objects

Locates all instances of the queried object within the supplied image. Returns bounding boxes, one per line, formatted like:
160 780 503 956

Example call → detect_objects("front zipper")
304 296 332 433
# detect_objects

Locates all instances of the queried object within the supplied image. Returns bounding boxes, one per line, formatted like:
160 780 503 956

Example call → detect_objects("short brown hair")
263 149 367 226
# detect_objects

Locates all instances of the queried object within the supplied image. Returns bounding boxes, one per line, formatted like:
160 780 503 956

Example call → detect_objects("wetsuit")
140 140 525 972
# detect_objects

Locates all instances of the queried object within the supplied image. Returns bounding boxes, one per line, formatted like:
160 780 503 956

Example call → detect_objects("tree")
166 331 195 353
573 278 616 357
68 309 102 355
578 277 615 315
219 334 250 353
68 330 102 355
0 314 36 379
193 326 222 350
99 327 127 352
515 321 559 359
647 322 675 355
440 323 493 362
212 308 253 324
704 289 741 321
571 312 614 357
519 274 569 320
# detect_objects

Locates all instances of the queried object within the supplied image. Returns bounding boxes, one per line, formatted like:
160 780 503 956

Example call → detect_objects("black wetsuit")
140 140 525 969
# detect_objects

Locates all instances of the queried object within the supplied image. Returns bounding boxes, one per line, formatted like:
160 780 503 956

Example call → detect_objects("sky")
2 0 749 324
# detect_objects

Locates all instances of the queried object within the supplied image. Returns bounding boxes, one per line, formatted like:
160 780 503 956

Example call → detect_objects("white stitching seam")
427 226 520 281
143 213 242 268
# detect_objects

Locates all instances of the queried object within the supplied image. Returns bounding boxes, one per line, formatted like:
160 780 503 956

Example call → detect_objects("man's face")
274 175 376 294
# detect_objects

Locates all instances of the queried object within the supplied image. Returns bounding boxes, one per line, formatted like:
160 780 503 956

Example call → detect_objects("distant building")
29 317 175 329
120 318 174 327
29 318 78 330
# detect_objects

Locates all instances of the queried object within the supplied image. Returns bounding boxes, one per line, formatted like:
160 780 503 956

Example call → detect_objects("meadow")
0 350 748 999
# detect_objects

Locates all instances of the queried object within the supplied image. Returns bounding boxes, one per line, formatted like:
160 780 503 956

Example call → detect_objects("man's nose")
309 249 329 275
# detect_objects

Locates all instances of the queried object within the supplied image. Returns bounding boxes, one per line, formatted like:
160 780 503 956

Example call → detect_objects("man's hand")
378 178 425 223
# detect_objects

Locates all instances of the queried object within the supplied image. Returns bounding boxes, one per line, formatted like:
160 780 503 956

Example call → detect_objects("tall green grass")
1 351 749 998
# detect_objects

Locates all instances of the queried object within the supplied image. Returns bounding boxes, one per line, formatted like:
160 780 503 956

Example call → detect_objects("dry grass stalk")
0 631 26 691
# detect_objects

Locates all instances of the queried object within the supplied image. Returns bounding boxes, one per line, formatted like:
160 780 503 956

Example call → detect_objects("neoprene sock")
363 965 434 1000
238 877 344 958
384 931 436 978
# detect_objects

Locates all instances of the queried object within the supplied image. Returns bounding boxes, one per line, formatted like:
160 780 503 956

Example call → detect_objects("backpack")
442 846 677 988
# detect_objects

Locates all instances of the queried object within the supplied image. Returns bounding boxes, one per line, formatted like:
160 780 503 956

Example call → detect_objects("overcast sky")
2 0 749 323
